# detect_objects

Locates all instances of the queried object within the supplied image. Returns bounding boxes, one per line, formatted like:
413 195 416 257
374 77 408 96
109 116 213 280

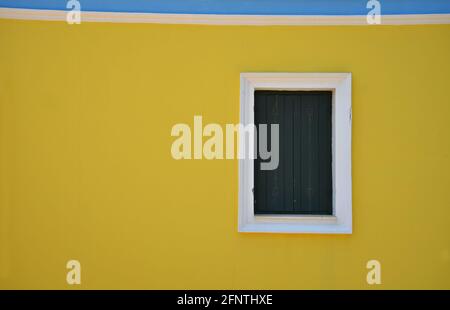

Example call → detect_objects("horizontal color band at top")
0 8 450 25
1 0 450 15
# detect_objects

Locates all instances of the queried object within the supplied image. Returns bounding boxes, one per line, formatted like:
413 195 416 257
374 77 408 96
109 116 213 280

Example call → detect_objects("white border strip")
0 8 450 25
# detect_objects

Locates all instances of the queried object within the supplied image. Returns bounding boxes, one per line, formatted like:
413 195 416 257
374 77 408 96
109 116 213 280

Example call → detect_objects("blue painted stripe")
1 0 449 15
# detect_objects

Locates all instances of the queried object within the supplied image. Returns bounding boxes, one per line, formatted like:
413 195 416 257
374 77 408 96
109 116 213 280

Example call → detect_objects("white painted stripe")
0 8 450 25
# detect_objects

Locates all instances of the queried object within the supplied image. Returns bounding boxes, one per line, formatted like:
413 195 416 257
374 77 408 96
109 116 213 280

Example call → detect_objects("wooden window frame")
238 73 352 234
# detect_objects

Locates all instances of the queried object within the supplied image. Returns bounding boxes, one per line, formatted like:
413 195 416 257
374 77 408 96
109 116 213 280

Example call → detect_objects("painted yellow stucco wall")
0 19 449 289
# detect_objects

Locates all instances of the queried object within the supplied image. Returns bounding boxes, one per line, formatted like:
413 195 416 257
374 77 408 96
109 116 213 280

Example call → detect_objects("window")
239 73 352 234
254 91 332 215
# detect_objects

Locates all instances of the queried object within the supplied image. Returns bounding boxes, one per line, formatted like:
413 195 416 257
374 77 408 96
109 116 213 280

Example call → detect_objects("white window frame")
239 73 352 234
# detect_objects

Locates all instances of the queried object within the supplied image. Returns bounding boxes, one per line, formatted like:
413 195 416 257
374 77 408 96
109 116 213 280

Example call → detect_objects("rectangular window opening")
254 90 333 216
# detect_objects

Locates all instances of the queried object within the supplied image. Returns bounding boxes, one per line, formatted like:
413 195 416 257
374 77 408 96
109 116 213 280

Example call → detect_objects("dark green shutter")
254 91 332 215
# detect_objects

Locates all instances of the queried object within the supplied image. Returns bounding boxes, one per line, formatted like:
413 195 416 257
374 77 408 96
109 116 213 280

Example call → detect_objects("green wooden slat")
254 92 267 213
318 92 333 214
299 93 320 214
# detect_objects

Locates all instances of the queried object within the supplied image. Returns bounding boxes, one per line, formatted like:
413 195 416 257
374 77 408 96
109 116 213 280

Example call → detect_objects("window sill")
239 215 352 234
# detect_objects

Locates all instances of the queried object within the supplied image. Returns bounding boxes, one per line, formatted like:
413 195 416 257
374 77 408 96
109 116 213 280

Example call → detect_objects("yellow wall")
0 19 449 289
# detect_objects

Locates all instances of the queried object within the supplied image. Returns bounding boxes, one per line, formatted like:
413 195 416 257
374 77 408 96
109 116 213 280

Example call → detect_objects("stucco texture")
0 20 449 289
